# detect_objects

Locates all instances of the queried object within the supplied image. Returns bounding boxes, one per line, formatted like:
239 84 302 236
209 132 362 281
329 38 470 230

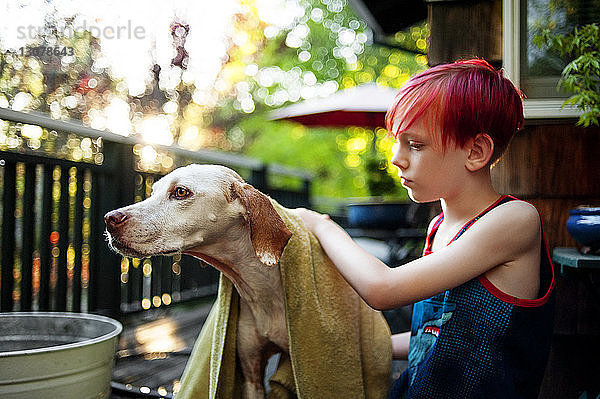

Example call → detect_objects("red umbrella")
268 83 399 128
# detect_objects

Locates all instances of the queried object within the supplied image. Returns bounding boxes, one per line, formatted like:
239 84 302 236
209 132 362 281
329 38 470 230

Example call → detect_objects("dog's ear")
228 181 292 266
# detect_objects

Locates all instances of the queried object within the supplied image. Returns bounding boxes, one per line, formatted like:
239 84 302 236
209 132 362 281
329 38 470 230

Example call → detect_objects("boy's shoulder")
489 198 540 228
427 197 542 253
427 198 540 234
474 198 542 252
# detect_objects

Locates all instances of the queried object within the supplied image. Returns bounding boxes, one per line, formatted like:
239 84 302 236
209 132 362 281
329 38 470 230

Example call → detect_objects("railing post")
72 168 84 312
89 141 136 318
250 164 268 191
20 164 36 311
1 160 16 311
39 165 53 311
56 166 70 311
301 177 311 208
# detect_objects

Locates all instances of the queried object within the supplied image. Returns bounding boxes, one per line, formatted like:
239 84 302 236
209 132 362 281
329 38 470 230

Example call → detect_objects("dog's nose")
104 210 129 228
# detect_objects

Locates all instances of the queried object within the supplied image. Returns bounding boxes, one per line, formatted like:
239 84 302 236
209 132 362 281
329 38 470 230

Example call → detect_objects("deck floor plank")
110 297 214 398
109 295 409 398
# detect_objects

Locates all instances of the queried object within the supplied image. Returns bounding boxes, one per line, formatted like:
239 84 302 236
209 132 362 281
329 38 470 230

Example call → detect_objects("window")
503 0 599 118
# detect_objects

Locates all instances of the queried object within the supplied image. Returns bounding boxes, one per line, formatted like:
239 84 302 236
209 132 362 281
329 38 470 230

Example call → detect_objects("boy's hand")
294 208 332 234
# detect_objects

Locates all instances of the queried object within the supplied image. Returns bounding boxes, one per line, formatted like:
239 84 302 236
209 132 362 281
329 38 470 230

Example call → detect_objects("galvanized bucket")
0 312 122 399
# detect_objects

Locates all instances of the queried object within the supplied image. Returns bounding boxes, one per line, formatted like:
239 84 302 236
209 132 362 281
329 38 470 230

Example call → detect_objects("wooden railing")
0 107 312 318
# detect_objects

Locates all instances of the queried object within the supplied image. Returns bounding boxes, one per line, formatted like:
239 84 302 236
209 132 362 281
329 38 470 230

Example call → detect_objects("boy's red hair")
385 59 524 163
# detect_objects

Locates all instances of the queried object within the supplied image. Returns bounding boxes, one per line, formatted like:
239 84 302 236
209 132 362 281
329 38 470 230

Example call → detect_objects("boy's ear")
465 133 494 171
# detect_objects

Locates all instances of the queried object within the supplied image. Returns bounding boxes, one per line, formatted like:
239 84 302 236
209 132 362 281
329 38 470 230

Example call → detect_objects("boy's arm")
392 332 411 360
296 200 541 310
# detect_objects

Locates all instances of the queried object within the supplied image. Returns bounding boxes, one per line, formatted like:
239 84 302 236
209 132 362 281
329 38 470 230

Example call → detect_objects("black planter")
347 201 413 230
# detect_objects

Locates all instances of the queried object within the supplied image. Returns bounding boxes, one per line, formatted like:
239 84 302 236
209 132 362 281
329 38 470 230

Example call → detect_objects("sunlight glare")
105 97 132 136
21 124 43 140
139 115 173 145
1 0 240 99
134 317 186 353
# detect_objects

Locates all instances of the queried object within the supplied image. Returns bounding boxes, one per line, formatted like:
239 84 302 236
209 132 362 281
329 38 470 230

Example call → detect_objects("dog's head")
104 164 292 266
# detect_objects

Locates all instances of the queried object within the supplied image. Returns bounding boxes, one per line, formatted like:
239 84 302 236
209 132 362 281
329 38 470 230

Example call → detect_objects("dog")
105 164 295 398
105 164 391 399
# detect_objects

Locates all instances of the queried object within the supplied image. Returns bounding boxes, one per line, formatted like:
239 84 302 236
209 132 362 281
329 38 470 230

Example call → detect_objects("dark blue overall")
391 195 555 399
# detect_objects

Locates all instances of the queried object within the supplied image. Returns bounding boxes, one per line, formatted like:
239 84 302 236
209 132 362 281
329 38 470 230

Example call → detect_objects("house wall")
427 0 502 67
493 123 600 397
492 122 600 250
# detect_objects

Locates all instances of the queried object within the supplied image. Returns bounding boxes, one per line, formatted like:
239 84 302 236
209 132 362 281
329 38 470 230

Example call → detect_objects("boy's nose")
391 145 408 170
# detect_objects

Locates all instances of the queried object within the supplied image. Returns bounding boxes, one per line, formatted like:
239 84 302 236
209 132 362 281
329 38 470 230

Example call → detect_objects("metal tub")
0 312 122 399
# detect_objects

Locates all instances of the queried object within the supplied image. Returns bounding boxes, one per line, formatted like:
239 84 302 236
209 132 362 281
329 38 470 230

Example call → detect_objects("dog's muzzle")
104 210 129 235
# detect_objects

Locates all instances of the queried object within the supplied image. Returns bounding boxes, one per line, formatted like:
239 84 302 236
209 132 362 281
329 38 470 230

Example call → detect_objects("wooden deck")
108 296 410 398
110 297 215 399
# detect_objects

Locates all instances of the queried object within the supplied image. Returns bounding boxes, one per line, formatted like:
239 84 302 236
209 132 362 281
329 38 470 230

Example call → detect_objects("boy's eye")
409 141 424 150
171 186 191 200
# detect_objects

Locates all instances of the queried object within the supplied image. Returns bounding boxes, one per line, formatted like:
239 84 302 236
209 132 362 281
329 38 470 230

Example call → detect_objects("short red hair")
385 58 524 163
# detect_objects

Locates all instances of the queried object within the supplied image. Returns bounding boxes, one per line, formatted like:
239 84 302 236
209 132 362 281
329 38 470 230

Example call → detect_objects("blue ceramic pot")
566 207 600 250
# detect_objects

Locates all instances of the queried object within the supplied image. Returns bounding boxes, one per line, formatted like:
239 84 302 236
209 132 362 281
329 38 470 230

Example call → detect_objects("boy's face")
390 116 470 203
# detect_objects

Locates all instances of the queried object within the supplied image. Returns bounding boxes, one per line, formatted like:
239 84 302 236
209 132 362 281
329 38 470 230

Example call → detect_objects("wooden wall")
493 122 600 398
492 122 600 250
427 0 502 67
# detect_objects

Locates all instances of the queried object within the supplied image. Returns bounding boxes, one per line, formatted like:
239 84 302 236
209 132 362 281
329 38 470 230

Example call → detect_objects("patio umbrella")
268 83 399 128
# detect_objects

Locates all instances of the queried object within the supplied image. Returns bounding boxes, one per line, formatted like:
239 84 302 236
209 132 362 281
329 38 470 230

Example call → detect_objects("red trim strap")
422 213 444 256
477 196 555 308
423 195 507 256
448 195 509 243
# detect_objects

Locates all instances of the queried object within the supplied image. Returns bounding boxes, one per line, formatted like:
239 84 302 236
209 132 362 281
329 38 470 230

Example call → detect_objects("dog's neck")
183 225 284 309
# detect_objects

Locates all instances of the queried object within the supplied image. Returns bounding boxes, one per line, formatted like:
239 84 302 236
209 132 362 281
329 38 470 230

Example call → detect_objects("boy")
296 59 554 398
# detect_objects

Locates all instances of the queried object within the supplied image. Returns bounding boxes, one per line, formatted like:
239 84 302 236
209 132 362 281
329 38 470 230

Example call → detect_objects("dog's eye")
172 187 191 200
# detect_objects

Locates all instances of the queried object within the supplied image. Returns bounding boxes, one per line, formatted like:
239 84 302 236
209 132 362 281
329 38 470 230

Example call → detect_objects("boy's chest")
429 223 460 252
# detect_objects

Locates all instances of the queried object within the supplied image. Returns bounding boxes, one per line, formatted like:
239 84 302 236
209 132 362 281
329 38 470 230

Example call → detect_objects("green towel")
175 201 392 399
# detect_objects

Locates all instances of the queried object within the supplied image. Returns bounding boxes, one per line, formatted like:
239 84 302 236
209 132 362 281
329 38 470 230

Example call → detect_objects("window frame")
502 0 581 119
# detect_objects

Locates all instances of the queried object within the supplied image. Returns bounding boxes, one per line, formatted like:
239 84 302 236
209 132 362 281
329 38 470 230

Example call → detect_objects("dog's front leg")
238 300 268 399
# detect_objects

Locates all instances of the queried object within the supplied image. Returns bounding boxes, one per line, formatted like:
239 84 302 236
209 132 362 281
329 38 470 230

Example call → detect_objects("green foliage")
534 23 600 126
216 0 427 200
363 153 404 198
240 114 360 198
239 114 406 200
